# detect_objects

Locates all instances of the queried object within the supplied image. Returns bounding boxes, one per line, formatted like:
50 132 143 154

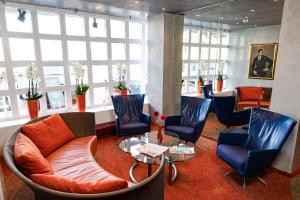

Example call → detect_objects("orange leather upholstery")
14 133 53 177
45 136 128 193
22 114 76 157
238 87 264 101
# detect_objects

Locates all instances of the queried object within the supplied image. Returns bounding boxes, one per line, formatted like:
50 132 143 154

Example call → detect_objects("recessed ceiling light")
234 17 239 20
250 9 255 12
196 14 201 17
134 0 139 3
162 7 166 11
273 0 278 2
220 17 224 20
236 22 240 25
243 19 248 23
245 16 248 19
253 25 257 27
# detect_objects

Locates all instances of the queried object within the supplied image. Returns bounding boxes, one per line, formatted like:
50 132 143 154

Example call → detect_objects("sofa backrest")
180 96 211 127
111 94 144 125
246 108 296 150
236 86 273 102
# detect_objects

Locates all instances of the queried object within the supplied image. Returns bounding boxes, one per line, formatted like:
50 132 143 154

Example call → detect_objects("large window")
182 27 229 94
0 4 147 121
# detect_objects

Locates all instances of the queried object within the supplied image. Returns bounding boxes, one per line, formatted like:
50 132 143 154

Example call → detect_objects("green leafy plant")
24 63 43 100
114 63 131 93
72 63 89 95
113 81 131 93
198 76 204 82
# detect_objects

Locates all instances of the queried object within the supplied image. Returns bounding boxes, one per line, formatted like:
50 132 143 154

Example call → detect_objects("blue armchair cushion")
166 125 194 135
120 122 149 134
111 95 144 125
217 144 248 171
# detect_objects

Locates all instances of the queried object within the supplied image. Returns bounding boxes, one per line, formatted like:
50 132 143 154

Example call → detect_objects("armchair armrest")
244 149 279 177
233 108 251 125
165 115 181 126
141 113 151 124
218 132 248 146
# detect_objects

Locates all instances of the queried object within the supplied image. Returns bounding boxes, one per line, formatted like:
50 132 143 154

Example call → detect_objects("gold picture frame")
248 43 278 80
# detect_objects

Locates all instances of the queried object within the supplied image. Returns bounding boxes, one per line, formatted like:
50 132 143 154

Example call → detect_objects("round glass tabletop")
119 131 196 165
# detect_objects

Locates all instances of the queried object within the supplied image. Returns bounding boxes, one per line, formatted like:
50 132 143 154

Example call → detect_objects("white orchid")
117 62 126 82
25 63 42 100
71 63 85 80
25 63 41 82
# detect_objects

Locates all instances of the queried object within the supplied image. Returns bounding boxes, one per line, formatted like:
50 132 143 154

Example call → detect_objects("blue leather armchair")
111 94 151 136
200 84 213 99
213 96 251 128
216 108 296 183
165 96 211 143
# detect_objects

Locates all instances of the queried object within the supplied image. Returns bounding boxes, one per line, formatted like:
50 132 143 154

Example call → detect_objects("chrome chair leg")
224 171 234 177
257 176 267 186
243 177 246 189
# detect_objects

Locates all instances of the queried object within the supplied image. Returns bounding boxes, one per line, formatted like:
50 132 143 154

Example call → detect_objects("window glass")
191 29 200 43
89 17 106 37
46 91 66 110
17 94 40 115
38 11 60 34
189 63 198 76
201 30 210 44
222 32 230 45
13 67 33 89
5 7 32 33
129 22 142 40
130 64 143 80
69 65 88 85
65 15 85 36
92 65 108 83
209 63 217 76
67 41 86 60
129 44 143 60
43 66 65 87
221 48 229 60
0 40 4 61
0 96 12 117
210 48 220 60
182 63 188 77
200 47 209 60
94 87 108 104
183 28 189 43
111 43 126 60
112 64 127 81
211 31 220 44
40 40 63 61
181 80 188 94
200 62 209 76
188 80 197 93
90 42 107 60
190 46 199 60
0 68 8 90
110 20 125 38
182 46 189 60
9 38 35 61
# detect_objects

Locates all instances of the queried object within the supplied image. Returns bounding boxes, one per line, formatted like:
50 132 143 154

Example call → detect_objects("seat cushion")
217 144 248 171
22 114 76 157
166 125 194 135
238 87 264 101
46 136 128 192
14 133 53 177
259 101 271 108
120 122 148 134
31 174 128 194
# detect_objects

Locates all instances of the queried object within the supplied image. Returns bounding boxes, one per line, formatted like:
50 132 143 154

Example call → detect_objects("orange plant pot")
217 80 223 92
197 81 204 94
27 99 38 120
76 94 86 112
119 89 128 96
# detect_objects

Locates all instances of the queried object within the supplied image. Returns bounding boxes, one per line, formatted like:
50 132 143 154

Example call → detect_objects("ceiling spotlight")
250 9 255 12
1 0 6 5
17 8 26 22
92 17 97 28
134 0 139 3
243 19 248 23
162 7 166 11
245 16 248 19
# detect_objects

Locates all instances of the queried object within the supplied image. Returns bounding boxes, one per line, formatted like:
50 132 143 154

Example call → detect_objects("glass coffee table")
119 131 196 184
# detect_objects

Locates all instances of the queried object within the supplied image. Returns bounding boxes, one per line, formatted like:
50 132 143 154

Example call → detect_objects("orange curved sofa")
4 112 165 200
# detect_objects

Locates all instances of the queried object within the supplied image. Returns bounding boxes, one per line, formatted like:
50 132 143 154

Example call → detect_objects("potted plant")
113 63 131 95
153 111 167 144
216 61 227 92
24 63 42 120
72 63 89 112
197 76 204 94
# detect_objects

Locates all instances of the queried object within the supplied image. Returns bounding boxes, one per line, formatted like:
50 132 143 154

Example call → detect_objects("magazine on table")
169 146 195 154
137 143 168 157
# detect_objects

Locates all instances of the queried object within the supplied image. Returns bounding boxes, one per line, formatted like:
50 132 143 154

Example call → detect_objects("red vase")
157 126 163 144
27 99 38 120
119 89 128 96
197 81 204 94
76 94 86 112
217 80 223 92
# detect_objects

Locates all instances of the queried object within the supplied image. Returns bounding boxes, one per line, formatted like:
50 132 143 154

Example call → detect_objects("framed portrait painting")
248 43 278 80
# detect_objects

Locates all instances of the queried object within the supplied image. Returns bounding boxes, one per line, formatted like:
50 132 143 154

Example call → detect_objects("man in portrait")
251 49 273 78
